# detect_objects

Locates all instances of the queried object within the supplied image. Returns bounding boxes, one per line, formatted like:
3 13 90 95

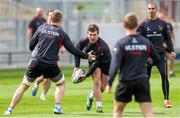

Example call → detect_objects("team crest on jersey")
158 26 163 30
132 38 138 43
167 25 170 29
146 27 150 31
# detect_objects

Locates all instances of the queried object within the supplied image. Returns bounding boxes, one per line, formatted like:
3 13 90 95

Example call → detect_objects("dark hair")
87 24 99 34
123 13 138 29
47 9 55 16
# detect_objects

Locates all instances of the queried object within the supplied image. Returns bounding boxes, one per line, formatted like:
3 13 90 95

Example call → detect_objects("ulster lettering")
42 30 59 36
125 45 147 51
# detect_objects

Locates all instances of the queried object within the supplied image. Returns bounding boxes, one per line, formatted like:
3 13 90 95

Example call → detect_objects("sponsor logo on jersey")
147 32 162 37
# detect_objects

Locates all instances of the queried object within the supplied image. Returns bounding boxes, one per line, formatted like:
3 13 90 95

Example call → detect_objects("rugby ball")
71 68 86 84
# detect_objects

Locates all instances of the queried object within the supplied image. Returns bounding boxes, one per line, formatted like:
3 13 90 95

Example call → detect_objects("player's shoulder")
76 37 88 46
79 37 89 43
29 17 37 25
52 25 65 34
31 17 39 22
40 17 47 22
39 23 48 28
98 37 108 45
117 36 129 45
119 34 146 44
139 19 149 25
156 18 167 25
97 37 110 50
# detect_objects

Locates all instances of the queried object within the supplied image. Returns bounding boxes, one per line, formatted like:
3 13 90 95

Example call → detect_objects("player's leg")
169 58 175 77
54 78 65 115
100 73 108 93
114 80 132 117
156 60 171 108
45 65 65 114
5 76 37 114
90 72 108 112
113 101 126 118
31 75 44 96
87 68 102 112
50 74 65 114
93 68 102 112
40 79 51 101
166 53 175 77
100 62 110 93
93 72 108 112
134 78 154 117
139 102 154 117
5 60 40 115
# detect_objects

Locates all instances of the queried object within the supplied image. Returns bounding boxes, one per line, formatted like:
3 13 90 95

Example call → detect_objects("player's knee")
22 75 34 86
100 81 107 92
94 79 101 87
56 81 65 86
20 82 30 90
50 73 65 85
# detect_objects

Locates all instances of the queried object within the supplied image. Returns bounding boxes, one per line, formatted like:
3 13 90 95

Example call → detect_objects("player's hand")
171 52 176 58
79 73 86 78
88 51 96 61
106 85 112 94
73 67 80 72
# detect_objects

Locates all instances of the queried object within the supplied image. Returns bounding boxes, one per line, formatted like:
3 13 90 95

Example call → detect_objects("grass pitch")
0 63 180 117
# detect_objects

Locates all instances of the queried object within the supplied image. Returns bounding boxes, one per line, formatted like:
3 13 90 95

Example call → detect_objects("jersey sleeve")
108 42 123 87
169 23 173 32
62 32 88 59
29 27 40 51
86 53 104 77
164 23 174 52
74 39 86 67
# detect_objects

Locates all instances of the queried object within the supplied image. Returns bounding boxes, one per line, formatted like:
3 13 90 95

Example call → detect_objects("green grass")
0 63 180 117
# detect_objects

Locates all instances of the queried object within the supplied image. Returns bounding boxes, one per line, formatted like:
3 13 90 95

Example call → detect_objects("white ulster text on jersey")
125 45 147 51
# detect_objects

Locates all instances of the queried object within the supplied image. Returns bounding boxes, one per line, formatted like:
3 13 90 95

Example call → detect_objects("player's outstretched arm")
62 33 96 60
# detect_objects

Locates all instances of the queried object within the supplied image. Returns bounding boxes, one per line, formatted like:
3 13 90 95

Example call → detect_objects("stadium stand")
0 0 180 68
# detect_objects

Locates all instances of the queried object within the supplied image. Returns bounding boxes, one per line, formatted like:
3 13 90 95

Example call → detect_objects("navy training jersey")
74 37 112 77
108 34 159 86
137 18 174 53
28 17 47 36
30 24 88 65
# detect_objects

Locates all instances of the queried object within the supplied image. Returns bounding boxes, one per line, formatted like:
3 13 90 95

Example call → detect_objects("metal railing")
0 51 30 65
